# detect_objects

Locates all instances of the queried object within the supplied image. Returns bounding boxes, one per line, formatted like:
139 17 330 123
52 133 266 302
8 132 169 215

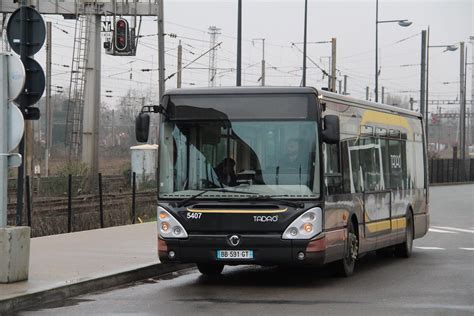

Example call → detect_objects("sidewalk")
0 222 191 313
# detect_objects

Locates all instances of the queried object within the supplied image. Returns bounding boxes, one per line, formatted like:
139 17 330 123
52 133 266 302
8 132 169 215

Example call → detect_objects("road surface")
21 184 474 315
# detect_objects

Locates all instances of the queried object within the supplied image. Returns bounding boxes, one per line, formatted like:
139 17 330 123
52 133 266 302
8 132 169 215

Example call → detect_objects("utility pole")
82 12 101 187
261 39 265 86
177 40 182 88
45 21 52 177
420 30 427 122
253 38 265 86
321 56 331 89
426 27 430 131
366 86 370 100
437 106 442 152
157 0 165 100
381 86 385 103
302 0 308 87
331 37 336 92
470 36 474 150
208 26 220 87
343 75 348 95
236 0 242 86
459 41 466 160
375 0 379 102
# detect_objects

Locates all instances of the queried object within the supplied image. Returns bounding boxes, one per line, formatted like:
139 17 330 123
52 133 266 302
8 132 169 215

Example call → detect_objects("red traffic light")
115 18 129 52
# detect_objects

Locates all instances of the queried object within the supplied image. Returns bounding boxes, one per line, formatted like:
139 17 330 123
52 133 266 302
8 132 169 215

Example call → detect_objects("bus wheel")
394 211 413 258
197 263 224 276
332 220 358 277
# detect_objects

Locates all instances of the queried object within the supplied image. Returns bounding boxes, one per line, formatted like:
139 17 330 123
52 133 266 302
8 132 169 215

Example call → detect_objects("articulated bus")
135 87 429 277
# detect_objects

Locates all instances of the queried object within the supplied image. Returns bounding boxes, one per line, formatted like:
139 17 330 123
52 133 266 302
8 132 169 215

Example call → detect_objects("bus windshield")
159 119 320 200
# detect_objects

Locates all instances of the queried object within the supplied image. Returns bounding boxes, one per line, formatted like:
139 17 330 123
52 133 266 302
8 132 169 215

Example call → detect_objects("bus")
135 87 429 277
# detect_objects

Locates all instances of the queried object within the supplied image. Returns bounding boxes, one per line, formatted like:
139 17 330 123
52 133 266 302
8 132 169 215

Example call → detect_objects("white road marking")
431 226 474 234
428 228 456 234
459 248 474 251
415 246 445 250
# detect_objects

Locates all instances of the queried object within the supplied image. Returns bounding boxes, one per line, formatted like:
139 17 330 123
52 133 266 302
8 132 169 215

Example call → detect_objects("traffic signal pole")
45 21 52 177
16 2 28 226
0 17 31 284
0 55 8 228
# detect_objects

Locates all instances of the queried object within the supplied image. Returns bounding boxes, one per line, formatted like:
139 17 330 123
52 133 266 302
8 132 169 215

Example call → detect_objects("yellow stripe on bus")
365 218 407 233
186 208 288 214
360 110 413 133
392 217 406 230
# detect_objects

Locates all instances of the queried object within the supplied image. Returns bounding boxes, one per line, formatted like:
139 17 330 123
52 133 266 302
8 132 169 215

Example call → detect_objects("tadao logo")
254 215 278 223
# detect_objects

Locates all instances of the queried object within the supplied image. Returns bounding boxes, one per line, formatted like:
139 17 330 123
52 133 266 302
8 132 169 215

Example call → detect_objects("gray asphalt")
22 184 474 316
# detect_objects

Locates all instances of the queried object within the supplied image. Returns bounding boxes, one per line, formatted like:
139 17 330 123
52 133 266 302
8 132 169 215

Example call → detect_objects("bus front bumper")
158 233 327 266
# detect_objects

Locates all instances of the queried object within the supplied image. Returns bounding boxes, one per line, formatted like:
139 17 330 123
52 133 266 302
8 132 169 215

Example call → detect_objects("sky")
8 0 473 113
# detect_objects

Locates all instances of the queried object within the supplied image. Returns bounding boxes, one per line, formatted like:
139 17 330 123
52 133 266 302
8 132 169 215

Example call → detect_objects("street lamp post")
375 0 412 102
425 32 458 149
236 0 242 86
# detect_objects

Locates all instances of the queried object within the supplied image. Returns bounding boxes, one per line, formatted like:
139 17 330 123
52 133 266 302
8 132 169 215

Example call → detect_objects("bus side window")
347 139 363 193
389 140 403 189
414 139 425 189
323 143 342 194
341 141 351 193
379 138 390 190
358 137 383 192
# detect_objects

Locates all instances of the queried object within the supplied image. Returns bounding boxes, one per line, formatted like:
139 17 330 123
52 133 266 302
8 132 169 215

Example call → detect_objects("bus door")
348 139 392 247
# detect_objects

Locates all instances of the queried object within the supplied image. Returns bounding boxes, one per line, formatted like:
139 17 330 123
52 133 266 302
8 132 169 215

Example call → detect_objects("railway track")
7 190 157 212
7 175 130 197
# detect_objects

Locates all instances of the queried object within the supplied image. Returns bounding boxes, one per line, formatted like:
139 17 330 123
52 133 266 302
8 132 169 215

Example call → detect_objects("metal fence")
7 172 158 237
429 159 474 184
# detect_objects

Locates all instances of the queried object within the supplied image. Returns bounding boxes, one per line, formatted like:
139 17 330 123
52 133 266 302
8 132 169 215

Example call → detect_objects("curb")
429 182 474 187
0 263 194 314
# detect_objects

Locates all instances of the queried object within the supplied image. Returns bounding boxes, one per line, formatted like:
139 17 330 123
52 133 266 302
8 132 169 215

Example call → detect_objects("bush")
57 161 89 177
122 163 132 183
55 161 90 195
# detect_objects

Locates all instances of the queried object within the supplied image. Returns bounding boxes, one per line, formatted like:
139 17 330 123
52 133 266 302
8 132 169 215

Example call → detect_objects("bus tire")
332 220 358 277
394 210 413 258
197 263 224 276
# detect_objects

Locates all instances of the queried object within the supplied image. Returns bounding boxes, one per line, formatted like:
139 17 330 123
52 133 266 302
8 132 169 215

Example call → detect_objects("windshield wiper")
239 195 305 209
175 189 259 208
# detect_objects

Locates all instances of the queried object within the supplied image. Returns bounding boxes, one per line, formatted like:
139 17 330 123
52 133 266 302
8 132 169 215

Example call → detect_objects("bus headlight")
158 207 188 239
282 207 323 240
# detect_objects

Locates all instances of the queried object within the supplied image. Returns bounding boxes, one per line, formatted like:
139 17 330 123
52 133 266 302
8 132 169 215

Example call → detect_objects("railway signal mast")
1 1 161 187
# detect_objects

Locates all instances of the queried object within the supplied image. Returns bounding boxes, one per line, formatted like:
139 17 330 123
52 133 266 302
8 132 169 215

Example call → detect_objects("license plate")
217 250 254 260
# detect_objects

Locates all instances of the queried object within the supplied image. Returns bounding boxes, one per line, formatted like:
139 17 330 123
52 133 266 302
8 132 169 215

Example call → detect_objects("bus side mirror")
322 115 340 144
135 113 150 143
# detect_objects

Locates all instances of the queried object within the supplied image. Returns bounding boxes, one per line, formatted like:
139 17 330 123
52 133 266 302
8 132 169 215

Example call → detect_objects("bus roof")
319 89 422 118
164 86 422 119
